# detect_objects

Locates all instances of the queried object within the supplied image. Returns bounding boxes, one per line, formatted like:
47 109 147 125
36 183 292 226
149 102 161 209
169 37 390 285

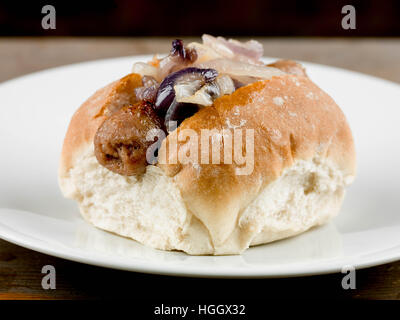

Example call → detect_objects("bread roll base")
62 146 350 255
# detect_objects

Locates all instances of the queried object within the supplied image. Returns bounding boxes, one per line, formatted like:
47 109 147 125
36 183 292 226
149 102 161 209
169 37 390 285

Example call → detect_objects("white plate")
0 55 400 278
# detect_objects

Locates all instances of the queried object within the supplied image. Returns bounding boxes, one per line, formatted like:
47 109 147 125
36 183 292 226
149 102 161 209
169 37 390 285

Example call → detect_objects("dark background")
0 0 399 37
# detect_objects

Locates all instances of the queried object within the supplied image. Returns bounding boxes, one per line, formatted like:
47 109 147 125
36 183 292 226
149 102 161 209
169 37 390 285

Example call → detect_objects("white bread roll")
59 72 356 255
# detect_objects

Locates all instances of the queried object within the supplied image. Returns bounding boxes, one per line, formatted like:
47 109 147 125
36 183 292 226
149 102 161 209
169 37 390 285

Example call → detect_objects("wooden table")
0 37 399 300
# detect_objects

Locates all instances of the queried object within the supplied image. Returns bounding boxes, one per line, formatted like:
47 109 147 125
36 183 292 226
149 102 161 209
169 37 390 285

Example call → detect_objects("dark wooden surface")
1 238 400 300
0 37 400 300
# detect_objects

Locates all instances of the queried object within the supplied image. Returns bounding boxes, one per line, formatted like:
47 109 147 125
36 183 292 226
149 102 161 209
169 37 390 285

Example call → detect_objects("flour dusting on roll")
59 35 356 255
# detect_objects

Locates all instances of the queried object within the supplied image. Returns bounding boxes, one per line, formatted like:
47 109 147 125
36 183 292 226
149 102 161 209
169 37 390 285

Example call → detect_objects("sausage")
94 101 163 176
267 59 307 77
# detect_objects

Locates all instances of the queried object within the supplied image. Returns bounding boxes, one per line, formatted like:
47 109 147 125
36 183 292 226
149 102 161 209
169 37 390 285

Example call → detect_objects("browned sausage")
94 101 163 176
267 59 307 77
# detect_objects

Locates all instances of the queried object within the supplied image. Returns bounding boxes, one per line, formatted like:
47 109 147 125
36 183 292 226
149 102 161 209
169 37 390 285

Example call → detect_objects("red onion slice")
202 34 264 65
154 67 218 129
196 59 284 80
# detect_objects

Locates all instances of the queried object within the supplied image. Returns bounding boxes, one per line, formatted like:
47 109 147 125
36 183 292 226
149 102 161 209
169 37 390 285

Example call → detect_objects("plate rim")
1 55 400 278
1 219 400 278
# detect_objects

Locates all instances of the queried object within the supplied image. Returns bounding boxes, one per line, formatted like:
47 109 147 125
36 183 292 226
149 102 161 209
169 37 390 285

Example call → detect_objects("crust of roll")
59 73 142 195
158 74 356 249
59 71 356 255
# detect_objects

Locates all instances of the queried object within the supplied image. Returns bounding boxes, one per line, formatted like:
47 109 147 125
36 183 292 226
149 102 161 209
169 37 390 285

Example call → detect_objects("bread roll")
59 71 356 255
